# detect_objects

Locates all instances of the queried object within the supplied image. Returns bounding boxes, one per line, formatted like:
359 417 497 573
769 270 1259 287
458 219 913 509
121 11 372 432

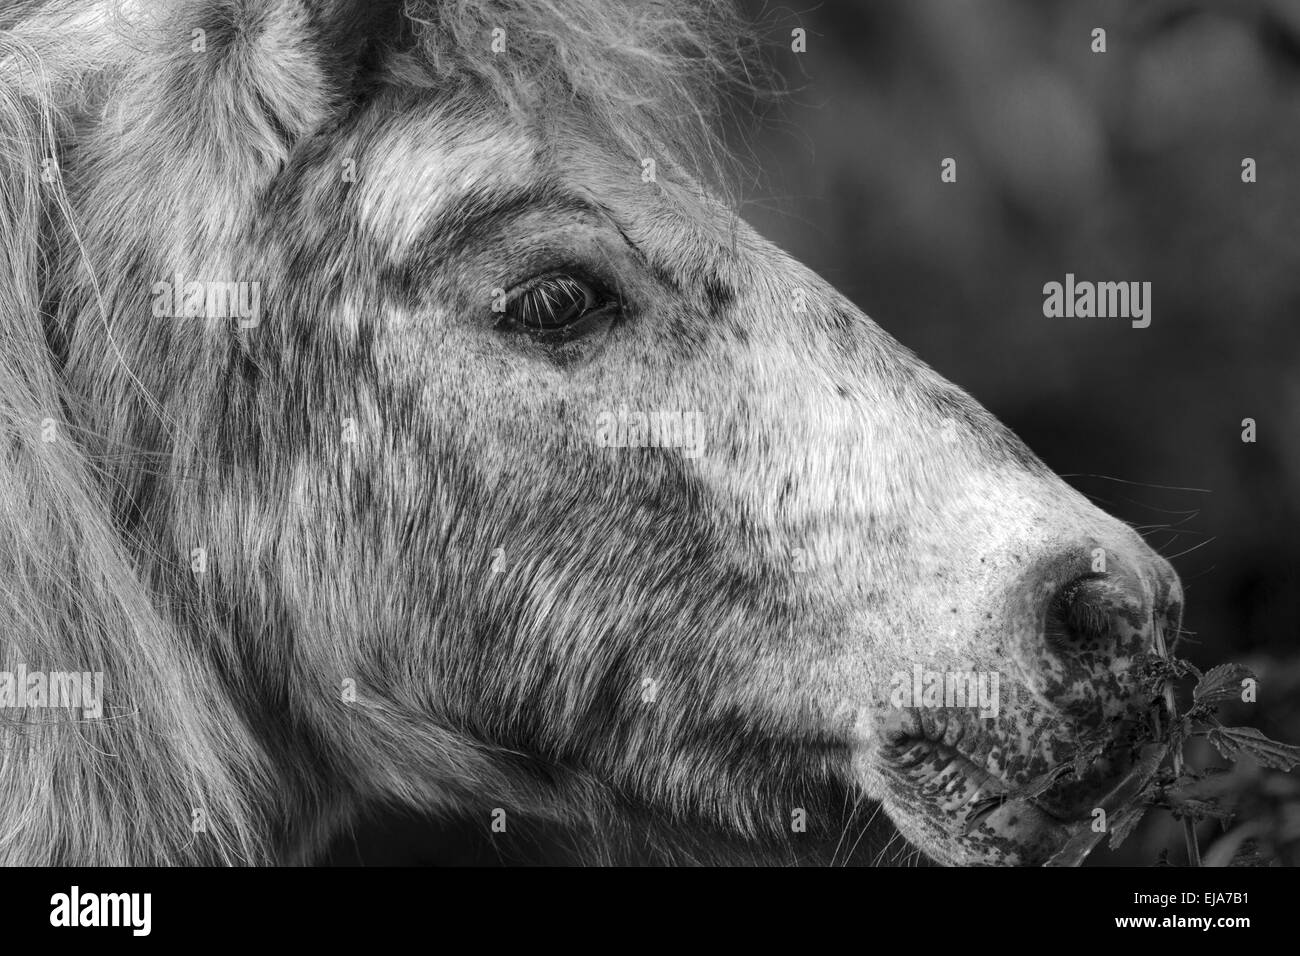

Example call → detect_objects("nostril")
1022 547 1179 723
1044 572 1144 654
1034 566 1156 724
1049 574 1110 645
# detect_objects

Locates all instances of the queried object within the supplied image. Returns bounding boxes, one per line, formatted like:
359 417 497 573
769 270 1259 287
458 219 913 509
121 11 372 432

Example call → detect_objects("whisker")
1059 473 1212 494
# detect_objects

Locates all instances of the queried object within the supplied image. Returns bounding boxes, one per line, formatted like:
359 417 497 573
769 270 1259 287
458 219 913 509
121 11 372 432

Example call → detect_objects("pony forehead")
352 105 541 257
346 96 746 279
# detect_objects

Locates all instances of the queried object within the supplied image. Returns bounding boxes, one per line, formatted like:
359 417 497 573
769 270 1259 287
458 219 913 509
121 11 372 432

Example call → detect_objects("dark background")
730 0 1300 863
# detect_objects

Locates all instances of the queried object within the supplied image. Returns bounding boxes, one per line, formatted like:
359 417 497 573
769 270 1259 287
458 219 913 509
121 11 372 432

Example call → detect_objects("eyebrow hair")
399 183 607 271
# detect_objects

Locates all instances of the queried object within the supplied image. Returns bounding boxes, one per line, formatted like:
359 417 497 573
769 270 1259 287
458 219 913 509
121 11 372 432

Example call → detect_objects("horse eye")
502 274 617 337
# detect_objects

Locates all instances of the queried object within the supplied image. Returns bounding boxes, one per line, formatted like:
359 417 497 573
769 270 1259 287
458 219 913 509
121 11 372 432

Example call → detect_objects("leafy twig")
1042 624 1300 866
1152 613 1201 866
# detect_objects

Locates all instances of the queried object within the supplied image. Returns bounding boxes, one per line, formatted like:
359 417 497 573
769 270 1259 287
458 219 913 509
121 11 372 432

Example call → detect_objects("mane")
0 0 767 864
399 0 762 193
0 26 272 864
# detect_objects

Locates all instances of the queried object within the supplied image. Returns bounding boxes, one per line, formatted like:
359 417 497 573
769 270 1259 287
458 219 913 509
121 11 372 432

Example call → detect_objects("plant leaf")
1043 743 1166 867
1205 726 1300 771
1164 793 1234 824
1107 801 1150 850
1193 663 1255 708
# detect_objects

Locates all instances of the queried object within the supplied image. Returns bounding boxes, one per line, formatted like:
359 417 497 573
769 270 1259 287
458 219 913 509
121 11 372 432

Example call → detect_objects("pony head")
0 0 1181 865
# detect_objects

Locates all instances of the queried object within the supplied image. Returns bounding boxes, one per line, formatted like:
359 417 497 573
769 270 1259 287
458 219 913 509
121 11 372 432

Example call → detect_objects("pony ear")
308 0 411 100
163 0 409 159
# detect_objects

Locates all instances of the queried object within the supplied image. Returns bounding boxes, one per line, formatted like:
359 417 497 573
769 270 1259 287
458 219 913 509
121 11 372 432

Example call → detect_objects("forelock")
393 0 762 193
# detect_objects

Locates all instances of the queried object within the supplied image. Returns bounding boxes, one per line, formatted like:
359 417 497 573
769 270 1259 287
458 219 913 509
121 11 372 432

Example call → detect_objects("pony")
0 0 1182 865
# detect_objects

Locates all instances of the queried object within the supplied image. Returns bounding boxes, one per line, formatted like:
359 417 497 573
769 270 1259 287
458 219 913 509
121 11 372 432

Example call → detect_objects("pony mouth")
880 720 1155 864
882 734 1050 827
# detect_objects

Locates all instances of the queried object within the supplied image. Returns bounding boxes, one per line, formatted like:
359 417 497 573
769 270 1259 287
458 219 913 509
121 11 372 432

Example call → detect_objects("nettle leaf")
1163 791 1234 824
1193 663 1256 708
1013 763 1074 802
1043 743 1165 867
1107 801 1150 850
1205 726 1300 771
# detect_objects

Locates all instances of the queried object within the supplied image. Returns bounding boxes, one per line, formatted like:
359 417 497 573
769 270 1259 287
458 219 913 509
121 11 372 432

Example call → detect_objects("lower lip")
887 739 1077 836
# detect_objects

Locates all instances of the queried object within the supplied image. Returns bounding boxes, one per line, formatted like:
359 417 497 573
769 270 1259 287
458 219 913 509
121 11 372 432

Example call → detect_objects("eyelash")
497 271 621 341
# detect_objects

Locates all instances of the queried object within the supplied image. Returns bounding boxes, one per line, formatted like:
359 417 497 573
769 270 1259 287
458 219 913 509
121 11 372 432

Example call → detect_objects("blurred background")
733 0 1300 864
